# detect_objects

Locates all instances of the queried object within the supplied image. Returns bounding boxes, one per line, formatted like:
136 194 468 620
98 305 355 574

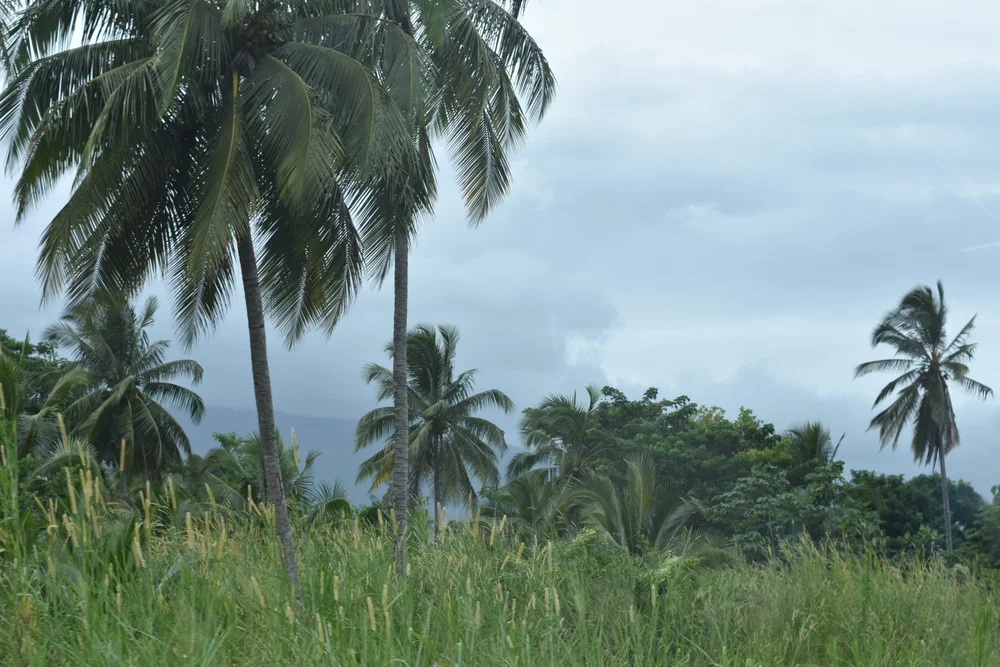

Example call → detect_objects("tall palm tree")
356 324 513 537
1 0 409 594
44 296 204 491
508 386 605 484
344 0 555 575
855 281 993 552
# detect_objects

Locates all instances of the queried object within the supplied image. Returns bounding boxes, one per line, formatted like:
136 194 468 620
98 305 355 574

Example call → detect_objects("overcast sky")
4 0 1000 495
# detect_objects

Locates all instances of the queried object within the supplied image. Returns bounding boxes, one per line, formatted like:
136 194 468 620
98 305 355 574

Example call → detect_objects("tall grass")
0 451 997 665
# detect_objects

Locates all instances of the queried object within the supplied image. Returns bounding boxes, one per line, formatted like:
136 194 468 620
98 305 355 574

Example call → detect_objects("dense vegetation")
1 0 998 662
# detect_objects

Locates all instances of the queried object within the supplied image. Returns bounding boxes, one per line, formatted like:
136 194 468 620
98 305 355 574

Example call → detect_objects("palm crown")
1 0 410 343
508 386 605 483
855 281 993 465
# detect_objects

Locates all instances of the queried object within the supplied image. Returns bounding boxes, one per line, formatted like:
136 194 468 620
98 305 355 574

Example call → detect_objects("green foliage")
712 461 879 560
582 387 781 502
965 486 1000 568
851 470 985 553
0 329 70 415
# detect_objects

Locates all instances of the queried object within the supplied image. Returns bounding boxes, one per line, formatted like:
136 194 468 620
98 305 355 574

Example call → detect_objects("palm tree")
580 453 703 556
347 0 555 575
43 296 204 491
508 386 605 484
356 324 513 537
202 430 322 508
1 0 409 594
855 281 993 552
481 469 576 546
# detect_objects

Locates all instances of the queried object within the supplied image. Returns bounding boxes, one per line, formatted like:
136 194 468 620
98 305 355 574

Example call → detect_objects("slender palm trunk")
237 234 302 602
391 243 410 577
939 443 954 553
433 435 443 541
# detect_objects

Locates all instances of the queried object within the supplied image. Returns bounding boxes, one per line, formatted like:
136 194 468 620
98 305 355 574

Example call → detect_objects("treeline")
4 278 999 574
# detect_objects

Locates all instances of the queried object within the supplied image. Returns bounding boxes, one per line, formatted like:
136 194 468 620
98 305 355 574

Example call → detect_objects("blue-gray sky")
3 0 1000 495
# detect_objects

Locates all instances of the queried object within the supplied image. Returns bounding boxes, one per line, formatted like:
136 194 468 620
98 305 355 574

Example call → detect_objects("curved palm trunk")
939 443 954 553
237 234 303 602
391 243 410 577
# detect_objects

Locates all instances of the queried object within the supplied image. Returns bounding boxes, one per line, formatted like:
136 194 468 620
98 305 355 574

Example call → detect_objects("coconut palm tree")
508 386 605 484
580 453 704 556
855 281 993 552
1 0 409 594
356 324 513 537
342 0 555 574
43 296 204 491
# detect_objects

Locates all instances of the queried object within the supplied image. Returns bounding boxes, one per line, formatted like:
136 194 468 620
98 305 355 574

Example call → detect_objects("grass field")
1 485 998 667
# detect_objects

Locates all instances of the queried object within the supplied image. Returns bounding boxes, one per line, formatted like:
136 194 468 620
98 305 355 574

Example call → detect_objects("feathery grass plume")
57 414 69 453
367 596 377 631
167 476 177 510
291 429 299 467
132 529 146 568
65 469 77 515
333 575 339 603
205 483 217 513
185 512 194 550
251 577 266 608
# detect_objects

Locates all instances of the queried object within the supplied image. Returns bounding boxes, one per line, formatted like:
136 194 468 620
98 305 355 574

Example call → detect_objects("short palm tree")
481 469 576 546
580 453 703 556
855 281 993 552
356 324 513 536
202 430 321 507
347 0 555 574
1 0 409 594
508 386 605 484
786 421 843 465
44 296 204 491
